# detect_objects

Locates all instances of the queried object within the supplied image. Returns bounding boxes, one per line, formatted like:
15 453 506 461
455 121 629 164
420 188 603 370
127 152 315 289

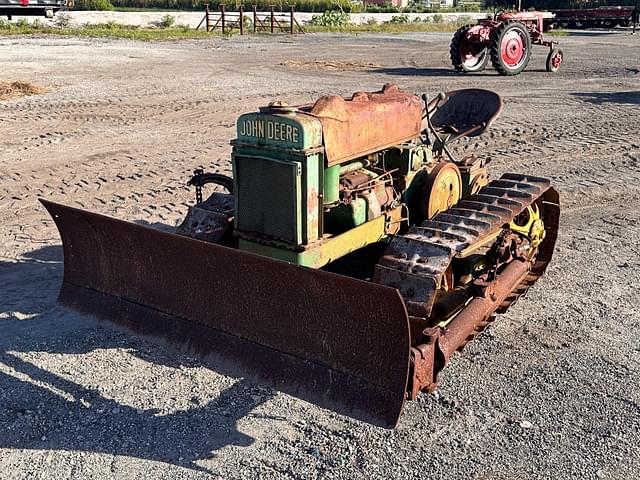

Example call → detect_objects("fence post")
205 3 210 32
252 4 257 32
239 5 244 35
220 3 226 34
289 6 294 34
270 5 274 33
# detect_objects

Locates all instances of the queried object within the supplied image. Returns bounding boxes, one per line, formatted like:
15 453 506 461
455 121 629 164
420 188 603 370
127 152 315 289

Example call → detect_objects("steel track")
373 172 560 326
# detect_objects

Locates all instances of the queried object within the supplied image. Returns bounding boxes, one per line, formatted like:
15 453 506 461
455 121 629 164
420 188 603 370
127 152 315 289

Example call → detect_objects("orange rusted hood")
308 84 423 166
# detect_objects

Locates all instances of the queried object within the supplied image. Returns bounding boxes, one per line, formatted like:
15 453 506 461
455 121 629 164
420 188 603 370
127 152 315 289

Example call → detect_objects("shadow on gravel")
0 245 274 473
562 29 633 36
372 66 551 77
371 67 472 77
572 91 640 105
134 218 177 232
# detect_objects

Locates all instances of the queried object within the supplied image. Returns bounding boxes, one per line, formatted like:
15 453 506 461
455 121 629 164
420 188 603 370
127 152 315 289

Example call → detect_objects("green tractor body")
41 85 559 428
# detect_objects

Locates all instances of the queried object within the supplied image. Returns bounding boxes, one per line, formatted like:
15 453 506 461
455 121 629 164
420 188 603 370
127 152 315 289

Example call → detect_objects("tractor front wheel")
450 24 489 73
546 48 564 73
490 21 531 76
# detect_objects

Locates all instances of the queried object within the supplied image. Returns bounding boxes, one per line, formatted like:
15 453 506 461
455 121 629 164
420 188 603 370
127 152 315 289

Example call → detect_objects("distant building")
363 0 456 8
363 0 462 8
364 0 411 7
414 0 456 7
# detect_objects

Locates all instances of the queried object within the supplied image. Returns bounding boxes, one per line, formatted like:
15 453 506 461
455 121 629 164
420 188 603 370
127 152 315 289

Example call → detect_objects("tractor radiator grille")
234 155 302 244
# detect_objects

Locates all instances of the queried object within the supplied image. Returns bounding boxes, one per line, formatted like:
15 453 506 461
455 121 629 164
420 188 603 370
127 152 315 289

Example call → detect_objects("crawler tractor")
451 10 564 75
42 84 559 428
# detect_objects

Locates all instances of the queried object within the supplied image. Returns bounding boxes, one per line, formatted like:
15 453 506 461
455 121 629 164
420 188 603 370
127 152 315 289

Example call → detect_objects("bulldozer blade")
40 200 411 428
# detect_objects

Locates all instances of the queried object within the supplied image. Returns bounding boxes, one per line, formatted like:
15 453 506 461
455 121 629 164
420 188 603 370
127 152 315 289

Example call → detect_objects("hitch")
187 168 234 204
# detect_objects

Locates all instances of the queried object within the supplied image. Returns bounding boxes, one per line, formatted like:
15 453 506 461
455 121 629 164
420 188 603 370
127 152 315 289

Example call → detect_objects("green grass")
305 23 460 33
546 29 569 36
0 22 220 40
112 6 195 12
0 19 465 41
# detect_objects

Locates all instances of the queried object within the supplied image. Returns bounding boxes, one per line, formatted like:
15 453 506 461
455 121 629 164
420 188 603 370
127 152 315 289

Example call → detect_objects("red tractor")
450 11 564 76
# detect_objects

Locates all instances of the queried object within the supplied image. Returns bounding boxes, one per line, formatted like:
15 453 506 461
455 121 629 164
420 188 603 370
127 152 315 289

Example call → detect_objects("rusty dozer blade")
40 200 411 428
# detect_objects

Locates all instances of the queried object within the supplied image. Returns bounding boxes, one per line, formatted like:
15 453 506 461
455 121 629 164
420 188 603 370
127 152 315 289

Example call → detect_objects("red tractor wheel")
546 47 563 73
490 21 532 76
450 24 489 73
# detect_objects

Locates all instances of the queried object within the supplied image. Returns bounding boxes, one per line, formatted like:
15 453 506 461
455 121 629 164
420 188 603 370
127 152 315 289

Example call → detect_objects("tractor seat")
430 89 503 138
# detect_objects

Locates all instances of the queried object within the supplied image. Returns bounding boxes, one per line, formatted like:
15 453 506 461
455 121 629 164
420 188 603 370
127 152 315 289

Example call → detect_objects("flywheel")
420 162 463 221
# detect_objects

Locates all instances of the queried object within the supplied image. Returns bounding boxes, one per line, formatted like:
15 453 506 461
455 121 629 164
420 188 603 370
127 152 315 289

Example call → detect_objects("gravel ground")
1 31 639 479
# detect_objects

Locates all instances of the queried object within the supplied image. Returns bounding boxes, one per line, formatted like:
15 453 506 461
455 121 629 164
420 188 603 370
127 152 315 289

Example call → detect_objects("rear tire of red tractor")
490 21 531 76
450 25 489 73
546 47 564 73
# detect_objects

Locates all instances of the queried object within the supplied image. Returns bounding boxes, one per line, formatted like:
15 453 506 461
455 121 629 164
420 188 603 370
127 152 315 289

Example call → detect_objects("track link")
373 173 559 320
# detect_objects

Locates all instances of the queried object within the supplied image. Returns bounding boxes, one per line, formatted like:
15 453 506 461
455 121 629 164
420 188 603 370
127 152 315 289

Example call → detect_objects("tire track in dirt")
2 33 640 480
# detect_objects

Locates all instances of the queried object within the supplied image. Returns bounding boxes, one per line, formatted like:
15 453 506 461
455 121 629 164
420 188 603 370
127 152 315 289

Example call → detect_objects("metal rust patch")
41 199 412 428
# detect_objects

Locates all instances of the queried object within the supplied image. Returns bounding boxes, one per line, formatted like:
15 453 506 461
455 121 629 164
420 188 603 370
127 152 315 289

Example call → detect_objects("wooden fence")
197 4 305 34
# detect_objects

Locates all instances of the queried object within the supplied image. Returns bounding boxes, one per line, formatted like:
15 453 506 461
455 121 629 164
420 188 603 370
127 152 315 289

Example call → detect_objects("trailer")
0 0 71 19
547 6 636 29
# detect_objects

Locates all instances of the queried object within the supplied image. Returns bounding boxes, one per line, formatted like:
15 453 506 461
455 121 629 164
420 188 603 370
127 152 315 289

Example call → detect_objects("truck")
0 0 71 20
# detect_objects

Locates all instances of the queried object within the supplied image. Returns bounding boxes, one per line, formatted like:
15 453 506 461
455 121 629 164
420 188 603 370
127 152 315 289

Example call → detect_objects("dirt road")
1 32 639 479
